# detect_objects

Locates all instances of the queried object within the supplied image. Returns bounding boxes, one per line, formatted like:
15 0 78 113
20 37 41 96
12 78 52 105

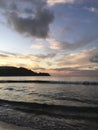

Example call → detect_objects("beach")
0 99 98 130
0 121 35 130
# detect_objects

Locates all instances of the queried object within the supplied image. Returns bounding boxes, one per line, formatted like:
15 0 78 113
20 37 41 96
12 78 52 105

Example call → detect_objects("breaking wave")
0 80 98 85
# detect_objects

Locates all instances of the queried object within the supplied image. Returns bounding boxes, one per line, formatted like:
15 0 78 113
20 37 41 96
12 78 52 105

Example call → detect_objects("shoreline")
0 99 98 130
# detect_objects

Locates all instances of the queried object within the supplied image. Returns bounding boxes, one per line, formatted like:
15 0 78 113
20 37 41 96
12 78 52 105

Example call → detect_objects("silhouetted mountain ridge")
0 66 50 76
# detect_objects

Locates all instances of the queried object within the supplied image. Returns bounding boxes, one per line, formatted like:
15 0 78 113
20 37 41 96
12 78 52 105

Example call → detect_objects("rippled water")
0 76 98 107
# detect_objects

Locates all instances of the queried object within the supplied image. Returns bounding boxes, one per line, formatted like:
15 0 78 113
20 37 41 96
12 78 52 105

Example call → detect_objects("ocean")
0 76 98 130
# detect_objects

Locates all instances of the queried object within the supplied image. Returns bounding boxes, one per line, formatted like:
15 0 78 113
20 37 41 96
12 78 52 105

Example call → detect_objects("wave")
0 99 98 129
57 97 98 105
0 99 98 120
0 80 98 85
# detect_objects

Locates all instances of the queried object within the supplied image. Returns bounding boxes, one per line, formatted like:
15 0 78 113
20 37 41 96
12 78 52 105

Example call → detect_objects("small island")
0 66 50 76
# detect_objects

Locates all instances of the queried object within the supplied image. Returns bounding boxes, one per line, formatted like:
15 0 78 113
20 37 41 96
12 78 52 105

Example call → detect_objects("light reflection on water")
0 76 98 82
0 76 98 107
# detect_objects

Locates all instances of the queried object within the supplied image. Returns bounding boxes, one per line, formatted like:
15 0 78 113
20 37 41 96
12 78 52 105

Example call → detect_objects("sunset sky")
0 0 98 76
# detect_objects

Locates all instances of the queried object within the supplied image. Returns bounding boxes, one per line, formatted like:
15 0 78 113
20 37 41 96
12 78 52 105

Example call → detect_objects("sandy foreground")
0 121 35 130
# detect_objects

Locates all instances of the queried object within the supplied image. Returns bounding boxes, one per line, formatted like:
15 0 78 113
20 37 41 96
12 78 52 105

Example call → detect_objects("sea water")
0 76 98 107
0 76 98 130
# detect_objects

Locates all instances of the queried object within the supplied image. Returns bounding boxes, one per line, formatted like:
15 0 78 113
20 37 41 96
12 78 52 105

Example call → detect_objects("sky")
0 0 98 76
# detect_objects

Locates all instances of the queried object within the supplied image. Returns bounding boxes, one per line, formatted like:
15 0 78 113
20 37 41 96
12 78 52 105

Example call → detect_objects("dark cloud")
8 9 54 38
39 53 56 59
0 0 54 38
53 67 78 71
0 54 9 58
0 0 6 8
30 53 56 61
90 54 98 63
24 8 33 14
33 67 46 71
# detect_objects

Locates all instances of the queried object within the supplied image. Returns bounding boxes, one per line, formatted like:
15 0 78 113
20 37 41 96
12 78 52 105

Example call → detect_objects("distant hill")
0 66 50 76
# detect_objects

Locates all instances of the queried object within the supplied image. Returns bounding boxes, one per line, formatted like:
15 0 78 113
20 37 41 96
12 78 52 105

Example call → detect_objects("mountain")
0 66 50 76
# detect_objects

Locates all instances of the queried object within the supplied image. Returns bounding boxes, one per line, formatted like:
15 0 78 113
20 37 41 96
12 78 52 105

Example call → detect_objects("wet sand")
0 99 98 130
0 121 35 130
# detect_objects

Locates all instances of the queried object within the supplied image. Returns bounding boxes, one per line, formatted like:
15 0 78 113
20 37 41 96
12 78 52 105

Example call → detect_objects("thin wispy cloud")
47 36 98 51
55 48 98 70
85 7 98 13
0 50 56 69
31 44 44 49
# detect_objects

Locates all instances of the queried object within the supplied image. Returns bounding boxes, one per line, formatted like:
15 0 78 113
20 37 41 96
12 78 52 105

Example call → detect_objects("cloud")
0 0 54 38
47 0 97 6
47 38 63 50
0 50 56 68
0 54 9 58
53 67 78 71
85 7 98 13
41 53 56 59
0 0 5 8
31 44 44 49
47 0 75 5
0 49 98 76
47 36 98 50
25 48 98 72
70 69 98 76
0 50 19 57
32 67 46 71
8 9 54 38
90 53 98 63
27 53 56 60
44 67 98 76
54 48 98 70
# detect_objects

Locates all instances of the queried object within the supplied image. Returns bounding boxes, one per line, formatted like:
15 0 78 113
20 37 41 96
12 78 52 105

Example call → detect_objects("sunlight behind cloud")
31 44 44 49
47 0 75 5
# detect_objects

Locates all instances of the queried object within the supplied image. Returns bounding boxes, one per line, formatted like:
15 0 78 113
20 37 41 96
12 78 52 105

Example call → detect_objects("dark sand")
0 99 98 130
0 121 35 130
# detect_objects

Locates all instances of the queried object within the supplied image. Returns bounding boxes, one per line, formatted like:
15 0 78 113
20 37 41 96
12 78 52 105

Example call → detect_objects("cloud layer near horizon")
0 47 98 76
